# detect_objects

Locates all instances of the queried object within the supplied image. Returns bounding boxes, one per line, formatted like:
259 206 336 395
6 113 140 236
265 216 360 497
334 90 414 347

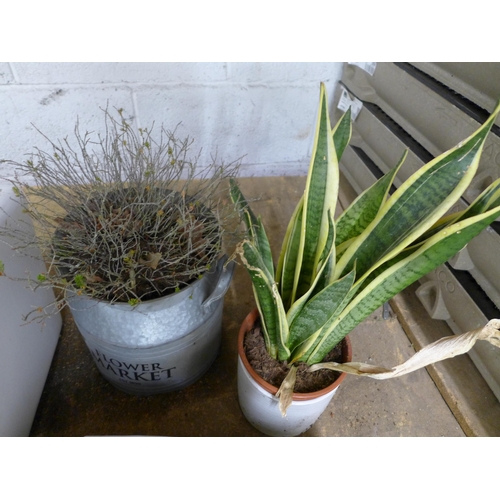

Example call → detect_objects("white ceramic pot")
237 309 351 437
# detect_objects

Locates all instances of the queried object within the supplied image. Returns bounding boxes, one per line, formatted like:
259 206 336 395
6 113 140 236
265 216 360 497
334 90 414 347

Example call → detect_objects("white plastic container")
0 189 62 436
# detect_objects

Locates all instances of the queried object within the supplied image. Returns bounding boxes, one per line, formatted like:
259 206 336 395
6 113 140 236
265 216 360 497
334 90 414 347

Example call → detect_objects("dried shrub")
0 107 240 319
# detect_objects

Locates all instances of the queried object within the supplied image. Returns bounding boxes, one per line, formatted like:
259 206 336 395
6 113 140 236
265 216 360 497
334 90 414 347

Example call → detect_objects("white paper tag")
348 62 377 75
337 87 363 120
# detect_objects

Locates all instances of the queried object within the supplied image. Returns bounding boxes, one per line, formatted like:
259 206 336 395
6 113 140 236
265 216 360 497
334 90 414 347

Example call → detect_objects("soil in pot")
243 320 345 393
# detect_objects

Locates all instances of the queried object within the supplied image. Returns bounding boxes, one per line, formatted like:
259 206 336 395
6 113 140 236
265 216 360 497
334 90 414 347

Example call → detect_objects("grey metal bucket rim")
66 254 233 313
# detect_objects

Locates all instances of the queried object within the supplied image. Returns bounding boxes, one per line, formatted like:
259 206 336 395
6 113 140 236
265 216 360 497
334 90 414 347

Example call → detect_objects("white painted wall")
0 62 344 180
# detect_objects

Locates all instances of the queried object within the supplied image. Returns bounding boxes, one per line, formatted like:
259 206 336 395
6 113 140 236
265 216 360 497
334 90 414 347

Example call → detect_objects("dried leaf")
276 365 297 416
84 273 104 283
139 252 162 269
309 319 500 379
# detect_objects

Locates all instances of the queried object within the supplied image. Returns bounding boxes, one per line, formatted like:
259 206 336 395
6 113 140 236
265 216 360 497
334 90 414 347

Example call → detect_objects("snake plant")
231 82 500 401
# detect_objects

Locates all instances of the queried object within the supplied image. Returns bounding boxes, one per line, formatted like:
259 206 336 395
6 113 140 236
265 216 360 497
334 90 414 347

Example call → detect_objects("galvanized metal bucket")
68 255 235 395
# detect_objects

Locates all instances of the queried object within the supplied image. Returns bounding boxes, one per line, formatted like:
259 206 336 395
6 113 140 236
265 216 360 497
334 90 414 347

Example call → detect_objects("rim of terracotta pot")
238 308 352 401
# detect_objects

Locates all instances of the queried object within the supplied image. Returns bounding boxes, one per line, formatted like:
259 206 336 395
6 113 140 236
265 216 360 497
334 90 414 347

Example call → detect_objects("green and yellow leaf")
335 151 405 247
306 205 500 364
293 82 338 302
334 100 500 282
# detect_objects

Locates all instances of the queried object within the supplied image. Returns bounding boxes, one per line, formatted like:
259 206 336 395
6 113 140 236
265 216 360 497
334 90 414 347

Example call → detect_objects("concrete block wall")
0 62 344 182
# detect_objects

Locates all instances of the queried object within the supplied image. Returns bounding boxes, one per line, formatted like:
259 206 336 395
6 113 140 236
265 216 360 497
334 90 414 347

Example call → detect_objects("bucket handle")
202 256 236 311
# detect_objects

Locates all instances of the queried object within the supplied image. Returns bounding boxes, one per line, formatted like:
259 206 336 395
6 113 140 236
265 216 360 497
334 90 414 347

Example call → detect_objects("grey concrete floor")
303 306 465 437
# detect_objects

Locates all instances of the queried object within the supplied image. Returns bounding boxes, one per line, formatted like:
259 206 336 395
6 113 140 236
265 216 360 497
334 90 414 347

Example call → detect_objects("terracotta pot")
237 308 352 436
